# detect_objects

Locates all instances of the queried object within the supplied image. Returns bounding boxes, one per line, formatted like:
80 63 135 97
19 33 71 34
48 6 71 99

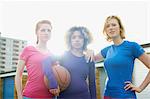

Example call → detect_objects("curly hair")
65 26 93 50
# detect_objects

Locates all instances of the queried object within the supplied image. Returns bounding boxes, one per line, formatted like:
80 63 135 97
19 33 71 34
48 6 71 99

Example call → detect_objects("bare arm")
125 53 150 93
94 53 104 63
84 49 104 63
15 60 25 99
138 53 150 91
88 62 97 99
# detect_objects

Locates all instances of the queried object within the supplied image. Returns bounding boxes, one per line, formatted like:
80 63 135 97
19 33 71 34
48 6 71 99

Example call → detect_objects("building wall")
2 77 14 99
96 67 101 99
0 37 27 73
96 67 107 99
0 77 2 99
0 74 27 99
1 71 102 99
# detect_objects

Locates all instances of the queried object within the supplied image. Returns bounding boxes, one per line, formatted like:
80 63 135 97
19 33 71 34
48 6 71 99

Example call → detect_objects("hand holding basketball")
44 64 71 92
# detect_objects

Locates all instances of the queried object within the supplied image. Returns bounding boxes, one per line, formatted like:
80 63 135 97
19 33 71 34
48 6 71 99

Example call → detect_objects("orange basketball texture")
44 65 71 91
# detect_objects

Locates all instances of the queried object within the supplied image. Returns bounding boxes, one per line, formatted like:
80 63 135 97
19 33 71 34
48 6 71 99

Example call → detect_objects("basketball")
44 64 71 91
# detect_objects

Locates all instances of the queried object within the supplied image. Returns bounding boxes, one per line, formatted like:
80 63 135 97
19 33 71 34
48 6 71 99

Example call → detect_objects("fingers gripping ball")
44 65 71 91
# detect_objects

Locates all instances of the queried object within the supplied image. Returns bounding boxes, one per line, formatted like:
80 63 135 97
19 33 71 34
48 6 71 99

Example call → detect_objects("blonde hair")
103 15 125 41
35 20 52 44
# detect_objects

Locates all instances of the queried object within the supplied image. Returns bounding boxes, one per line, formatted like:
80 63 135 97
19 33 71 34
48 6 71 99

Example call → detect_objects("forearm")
42 57 58 89
44 66 58 89
94 54 104 63
89 80 96 99
139 70 150 91
88 63 97 99
15 75 23 98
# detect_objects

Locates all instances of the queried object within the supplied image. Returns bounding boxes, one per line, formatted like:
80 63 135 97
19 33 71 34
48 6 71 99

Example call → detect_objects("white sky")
0 0 150 55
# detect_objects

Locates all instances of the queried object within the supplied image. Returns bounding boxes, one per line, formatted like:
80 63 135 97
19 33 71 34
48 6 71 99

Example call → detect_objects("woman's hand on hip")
124 81 142 93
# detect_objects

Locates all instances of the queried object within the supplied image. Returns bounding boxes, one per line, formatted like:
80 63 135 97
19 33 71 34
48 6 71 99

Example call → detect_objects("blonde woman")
87 15 150 99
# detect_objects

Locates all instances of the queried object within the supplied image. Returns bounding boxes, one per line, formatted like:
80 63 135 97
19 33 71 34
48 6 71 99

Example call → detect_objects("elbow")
15 73 20 81
147 64 150 69
15 71 22 80
15 75 19 85
15 72 22 85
